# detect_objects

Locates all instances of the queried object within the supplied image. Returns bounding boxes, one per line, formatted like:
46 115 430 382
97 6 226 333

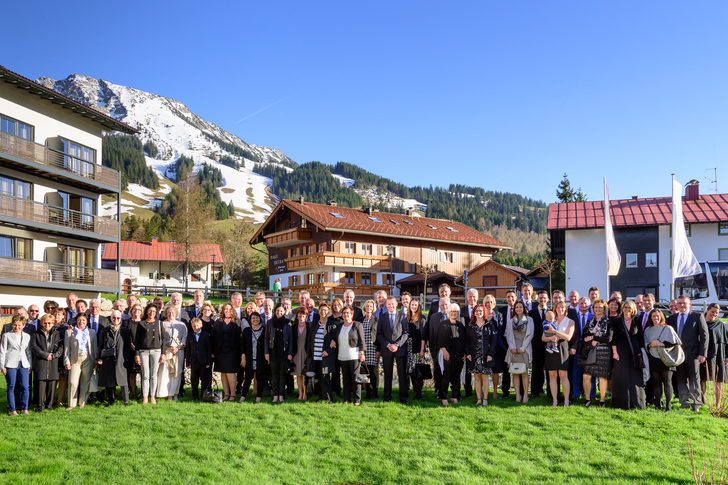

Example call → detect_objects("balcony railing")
0 193 118 239
0 257 117 289
264 227 313 248
0 131 120 191
285 252 391 271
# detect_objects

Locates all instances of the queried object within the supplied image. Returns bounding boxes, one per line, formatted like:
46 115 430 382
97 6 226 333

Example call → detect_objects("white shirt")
337 325 358 361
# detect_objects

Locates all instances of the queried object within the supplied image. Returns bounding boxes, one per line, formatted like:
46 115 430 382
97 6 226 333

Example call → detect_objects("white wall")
565 229 608 297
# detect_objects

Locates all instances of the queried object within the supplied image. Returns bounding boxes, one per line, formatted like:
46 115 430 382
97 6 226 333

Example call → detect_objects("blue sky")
4 1 727 203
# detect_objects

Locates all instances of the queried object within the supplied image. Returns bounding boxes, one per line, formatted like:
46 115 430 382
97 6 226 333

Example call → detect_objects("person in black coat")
498 290 518 398
186 317 212 401
211 302 242 402
240 312 269 403
264 304 293 403
427 297 450 397
611 300 646 410
96 311 133 406
376 296 410 404
465 304 497 406
30 315 64 411
437 303 466 406
407 299 428 400
306 302 339 403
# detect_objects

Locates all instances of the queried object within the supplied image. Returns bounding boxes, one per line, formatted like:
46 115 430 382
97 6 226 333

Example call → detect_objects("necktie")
390 314 395 331
679 313 686 335
540 309 544 320
469 306 472 319
581 314 586 332
196 306 200 318
195 332 200 342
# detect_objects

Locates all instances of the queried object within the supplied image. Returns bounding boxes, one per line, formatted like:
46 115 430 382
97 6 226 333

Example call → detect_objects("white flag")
672 179 702 278
604 177 621 276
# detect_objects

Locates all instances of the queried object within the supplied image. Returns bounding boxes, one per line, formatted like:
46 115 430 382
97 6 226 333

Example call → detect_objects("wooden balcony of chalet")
285 252 391 271
263 227 313 248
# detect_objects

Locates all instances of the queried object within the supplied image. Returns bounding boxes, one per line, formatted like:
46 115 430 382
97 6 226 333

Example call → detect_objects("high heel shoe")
599 401 606 408
584 400 592 407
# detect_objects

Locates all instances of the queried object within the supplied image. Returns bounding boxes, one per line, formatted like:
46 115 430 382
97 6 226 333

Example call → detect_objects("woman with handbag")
1 315 33 415
466 303 497 406
156 306 187 401
360 299 379 399
96 311 132 406
543 301 575 407
52 308 70 408
240 312 268 403
123 303 144 401
264 304 293 403
611 300 646 410
580 299 613 407
31 314 64 411
407 298 428 401
700 303 727 407
644 309 681 410
330 306 366 405
64 314 97 410
484 295 506 401
291 306 310 400
505 301 534 404
437 304 467 406
211 302 242 402
135 304 164 405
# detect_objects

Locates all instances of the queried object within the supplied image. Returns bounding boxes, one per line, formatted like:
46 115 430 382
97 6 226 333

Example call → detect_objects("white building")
0 65 136 312
548 183 728 302
101 240 223 293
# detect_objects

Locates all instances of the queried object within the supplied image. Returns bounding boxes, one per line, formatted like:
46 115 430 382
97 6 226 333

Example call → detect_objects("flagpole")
604 176 610 296
671 173 675 300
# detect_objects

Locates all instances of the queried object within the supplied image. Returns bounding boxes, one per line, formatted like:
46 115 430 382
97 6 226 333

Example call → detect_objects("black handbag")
100 348 116 359
203 376 224 404
414 363 433 380
286 360 296 375
577 345 597 367
622 320 646 369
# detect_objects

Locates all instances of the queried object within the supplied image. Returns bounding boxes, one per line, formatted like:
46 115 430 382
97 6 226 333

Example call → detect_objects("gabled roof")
102 241 223 263
0 65 137 134
547 193 728 230
397 271 455 285
251 200 510 250
455 260 528 283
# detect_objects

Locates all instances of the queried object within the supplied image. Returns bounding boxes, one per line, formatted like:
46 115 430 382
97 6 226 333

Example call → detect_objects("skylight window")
330 212 345 218
404 220 413 225
369 217 383 223
446 227 458 232
427 224 437 229
390 220 400 225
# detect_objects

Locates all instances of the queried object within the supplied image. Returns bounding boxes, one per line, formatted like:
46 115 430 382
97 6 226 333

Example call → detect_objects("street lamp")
212 254 216 293
386 244 395 292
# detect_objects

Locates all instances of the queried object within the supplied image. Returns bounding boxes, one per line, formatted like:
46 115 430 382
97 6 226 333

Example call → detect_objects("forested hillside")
102 135 159 191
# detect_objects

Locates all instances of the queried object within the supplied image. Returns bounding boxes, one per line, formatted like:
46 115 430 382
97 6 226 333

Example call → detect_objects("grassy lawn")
1 380 725 484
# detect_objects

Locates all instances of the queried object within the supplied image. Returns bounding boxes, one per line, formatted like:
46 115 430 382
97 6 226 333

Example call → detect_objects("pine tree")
556 173 587 202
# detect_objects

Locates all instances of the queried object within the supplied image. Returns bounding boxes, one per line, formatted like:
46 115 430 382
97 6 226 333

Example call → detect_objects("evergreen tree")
556 173 587 202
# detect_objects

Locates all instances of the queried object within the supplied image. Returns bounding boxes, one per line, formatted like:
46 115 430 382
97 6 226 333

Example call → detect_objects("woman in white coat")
156 306 187 400
0 315 33 415
505 301 534 403
64 314 97 410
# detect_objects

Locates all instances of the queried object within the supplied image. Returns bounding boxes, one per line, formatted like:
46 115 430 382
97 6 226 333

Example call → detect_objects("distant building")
250 199 510 296
0 65 136 312
454 260 530 299
101 239 223 293
548 183 728 301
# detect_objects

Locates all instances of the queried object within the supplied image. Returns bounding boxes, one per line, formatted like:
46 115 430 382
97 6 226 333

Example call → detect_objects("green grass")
1 381 725 484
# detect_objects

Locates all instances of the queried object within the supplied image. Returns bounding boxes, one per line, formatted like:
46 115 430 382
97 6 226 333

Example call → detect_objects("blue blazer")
376 312 409 357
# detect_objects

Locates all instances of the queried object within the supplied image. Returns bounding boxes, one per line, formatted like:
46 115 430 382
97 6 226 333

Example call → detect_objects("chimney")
299 196 305 205
685 181 700 201
151 237 158 247
365 207 373 215
631 196 638 201
327 200 337 206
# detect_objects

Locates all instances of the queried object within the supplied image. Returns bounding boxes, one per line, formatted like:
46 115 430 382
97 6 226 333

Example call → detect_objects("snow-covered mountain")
36 74 294 223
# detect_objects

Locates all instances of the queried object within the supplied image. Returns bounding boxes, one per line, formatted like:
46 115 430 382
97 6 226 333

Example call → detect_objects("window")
307 273 315 285
0 115 33 140
385 274 394 286
720 222 728 236
0 236 31 259
645 253 657 267
404 220 414 225
306 244 314 255
330 212 345 218
440 251 453 263
317 273 325 284
362 244 372 255
626 253 638 268
344 272 355 284
361 272 372 285
427 224 437 230
191 273 201 282
368 216 383 223
291 275 299 286
300 218 307 228
54 192 95 229
290 247 298 258
390 220 400 225
61 138 95 178
446 227 459 232
317 242 326 252
0 176 32 200
408 263 417 273
719 249 728 260
686 224 691 237
344 242 356 254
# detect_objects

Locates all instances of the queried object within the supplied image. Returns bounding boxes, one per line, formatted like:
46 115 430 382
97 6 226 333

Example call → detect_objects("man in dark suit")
667 295 709 412
374 290 388 318
186 318 212 401
570 297 594 400
343 290 364 322
428 297 450 396
498 290 517 398
428 284 452 315
65 293 78 324
377 296 410 404
640 292 657 405
183 289 205 328
87 300 109 334
399 292 412 320
460 289 480 397
529 290 549 398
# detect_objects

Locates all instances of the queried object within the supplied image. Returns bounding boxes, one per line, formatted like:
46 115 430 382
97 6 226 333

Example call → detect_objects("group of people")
1 284 725 414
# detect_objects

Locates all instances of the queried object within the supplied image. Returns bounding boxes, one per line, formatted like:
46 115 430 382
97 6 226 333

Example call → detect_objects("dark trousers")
314 360 333 402
5 367 29 412
433 356 443 394
362 361 379 398
571 355 597 399
37 379 57 411
105 386 129 405
235 364 245 395
190 363 212 400
331 362 341 395
340 359 361 403
286 374 295 396
675 358 703 407
463 370 472 396
651 370 674 408
531 343 546 396
501 367 511 396
438 358 463 400
410 374 424 398
241 365 268 398
381 352 409 402
270 357 288 396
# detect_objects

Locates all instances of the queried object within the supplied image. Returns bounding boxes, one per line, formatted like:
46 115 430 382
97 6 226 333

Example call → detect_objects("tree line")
102 135 159 191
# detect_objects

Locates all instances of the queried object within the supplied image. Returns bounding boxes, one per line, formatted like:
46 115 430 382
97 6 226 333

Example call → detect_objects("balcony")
0 193 119 241
0 131 120 193
285 252 391 271
0 257 118 292
264 227 313 248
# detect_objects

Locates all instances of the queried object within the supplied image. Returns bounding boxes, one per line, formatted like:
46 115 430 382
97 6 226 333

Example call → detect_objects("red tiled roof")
397 271 455 284
252 200 510 249
102 241 223 263
455 260 528 283
547 194 728 230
